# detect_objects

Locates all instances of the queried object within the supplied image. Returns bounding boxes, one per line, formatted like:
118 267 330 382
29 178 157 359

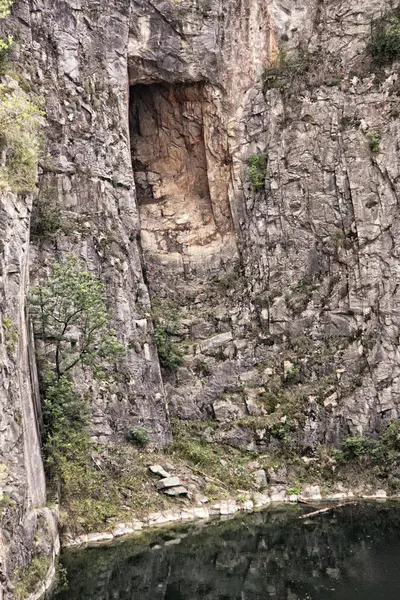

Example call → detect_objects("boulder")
252 469 267 489
149 464 171 479
156 476 181 490
267 466 288 484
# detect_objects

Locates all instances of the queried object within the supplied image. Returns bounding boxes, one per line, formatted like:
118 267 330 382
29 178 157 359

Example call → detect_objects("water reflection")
52 502 400 600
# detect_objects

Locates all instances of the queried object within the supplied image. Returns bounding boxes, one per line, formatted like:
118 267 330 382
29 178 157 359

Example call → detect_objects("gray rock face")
252 470 268 490
125 0 400 453
23 0 171 449
0 186 58 593
2 0 400 592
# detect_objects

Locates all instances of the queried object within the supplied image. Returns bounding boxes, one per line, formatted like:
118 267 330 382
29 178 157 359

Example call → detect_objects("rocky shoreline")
63 484 393 549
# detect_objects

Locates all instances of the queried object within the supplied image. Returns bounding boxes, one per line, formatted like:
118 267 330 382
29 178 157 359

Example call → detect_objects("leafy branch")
29 255 124 380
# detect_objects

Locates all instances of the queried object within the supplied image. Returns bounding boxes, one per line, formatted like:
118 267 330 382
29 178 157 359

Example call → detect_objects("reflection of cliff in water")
53 503 400 600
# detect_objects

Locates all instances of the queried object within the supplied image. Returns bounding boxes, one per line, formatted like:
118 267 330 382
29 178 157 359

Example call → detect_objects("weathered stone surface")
300 485 322 502
213 397 247 422
268 466 288 485
0 129 58 596
269 486 287 503
3 0 400 592
149 465 171 479
156 477 181 490
164 486 189 497
113 526 135 538
252 469 268 490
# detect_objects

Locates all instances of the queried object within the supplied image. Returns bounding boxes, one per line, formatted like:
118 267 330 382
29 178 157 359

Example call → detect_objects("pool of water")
50 502 400 599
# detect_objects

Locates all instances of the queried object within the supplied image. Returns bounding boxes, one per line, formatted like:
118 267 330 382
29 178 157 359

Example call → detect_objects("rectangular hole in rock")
129 83 218 250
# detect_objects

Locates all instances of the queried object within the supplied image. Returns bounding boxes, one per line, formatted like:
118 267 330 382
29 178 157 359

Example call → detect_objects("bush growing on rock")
366 130 381 153
13 555 52 600
30 193 63 239
339 422 400 483
152 299 183 372
0 83 44 193
0 35 12 75
248 153 268 191
127 427 150 447
263 51 312 92
371 14 400 65
0 0 13 18
30 255 123 380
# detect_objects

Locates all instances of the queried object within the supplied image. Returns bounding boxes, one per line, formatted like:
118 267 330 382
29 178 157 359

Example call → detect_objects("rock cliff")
1 0 400 596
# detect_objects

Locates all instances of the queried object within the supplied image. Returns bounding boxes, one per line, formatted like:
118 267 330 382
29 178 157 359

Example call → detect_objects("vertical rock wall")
24 0 171 445
0 185 57 597
127 0 400 448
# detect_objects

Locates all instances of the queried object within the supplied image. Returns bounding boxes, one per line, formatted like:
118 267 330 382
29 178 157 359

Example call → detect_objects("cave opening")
129 80 237 298
129 82 217 256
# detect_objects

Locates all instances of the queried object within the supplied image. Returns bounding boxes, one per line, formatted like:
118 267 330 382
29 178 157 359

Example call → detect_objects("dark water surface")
51 502 400 600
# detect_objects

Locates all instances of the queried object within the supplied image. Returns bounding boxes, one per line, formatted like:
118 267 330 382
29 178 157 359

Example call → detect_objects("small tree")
30 256 124 495
30 255 123 380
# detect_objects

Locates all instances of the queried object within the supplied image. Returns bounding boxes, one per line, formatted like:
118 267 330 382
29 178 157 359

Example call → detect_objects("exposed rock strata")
127 0 400 451
2 0 400 595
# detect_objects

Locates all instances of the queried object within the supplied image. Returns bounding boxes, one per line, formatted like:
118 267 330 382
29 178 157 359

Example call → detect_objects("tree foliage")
30 257 125 501
41 374 91 490
30 255 123 379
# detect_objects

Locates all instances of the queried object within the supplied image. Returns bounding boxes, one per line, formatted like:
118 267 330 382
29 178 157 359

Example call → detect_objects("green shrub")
29 257 125 522
283 362 300 385
248 153 268 191
0 0 13 18
41 375 91 487
370 14 400 66
2 314 18 352
263 51 312 92
14 556 51 600
366 130 381 153
0 35 12 76
0 84 44 193
0 2 14 76
342 436 370 457
152 299 183 372
154 324 182 372
126 427 150 447
370 420 400 477
30 196 63 239
339 422 400 481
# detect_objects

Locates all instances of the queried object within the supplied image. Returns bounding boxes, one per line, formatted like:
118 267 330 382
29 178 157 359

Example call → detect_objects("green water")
51 502 400 599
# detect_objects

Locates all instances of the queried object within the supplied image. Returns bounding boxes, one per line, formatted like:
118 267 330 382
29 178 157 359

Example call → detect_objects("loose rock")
156 476 182 490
